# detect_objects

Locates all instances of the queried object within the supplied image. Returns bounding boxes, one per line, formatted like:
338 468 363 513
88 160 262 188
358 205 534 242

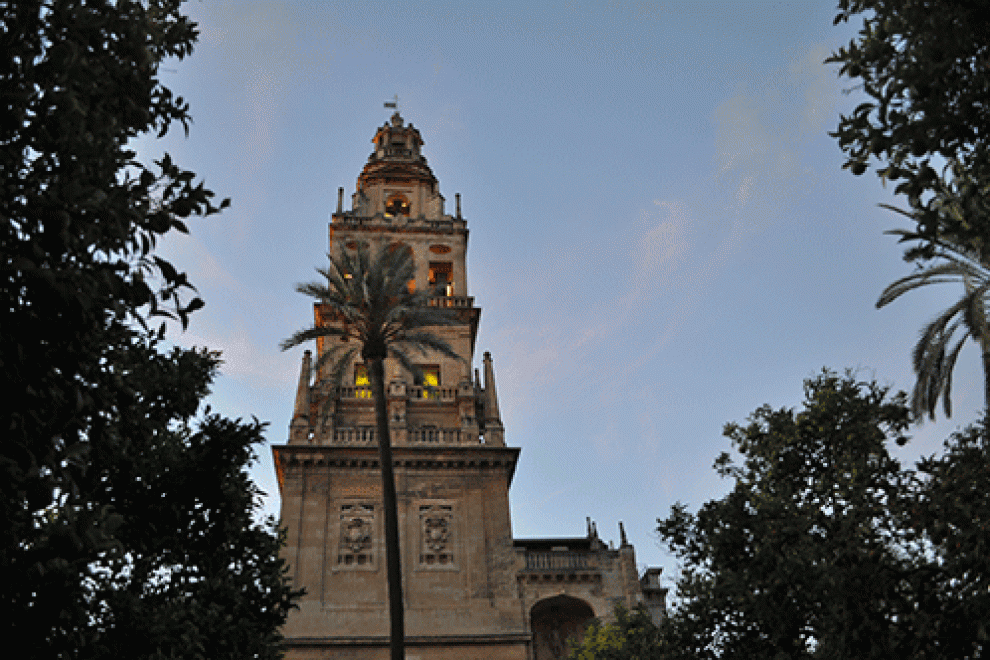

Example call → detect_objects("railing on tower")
427 295 474 309
330 426 483 446
337 386 373 399
523 551 595 572
332 426 376 444
408 427 463 444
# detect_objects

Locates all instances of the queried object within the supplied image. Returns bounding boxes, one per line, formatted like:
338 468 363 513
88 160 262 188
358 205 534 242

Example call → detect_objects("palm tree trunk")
368 357 404 660
982 343 990 414
970 278 990 414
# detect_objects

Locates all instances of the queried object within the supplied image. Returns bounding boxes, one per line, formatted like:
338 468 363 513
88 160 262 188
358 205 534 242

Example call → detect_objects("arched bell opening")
530 595 595 660
384 192 411 217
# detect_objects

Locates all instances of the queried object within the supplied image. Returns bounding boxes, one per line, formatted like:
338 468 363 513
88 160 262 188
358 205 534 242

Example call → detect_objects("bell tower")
274 112 526 659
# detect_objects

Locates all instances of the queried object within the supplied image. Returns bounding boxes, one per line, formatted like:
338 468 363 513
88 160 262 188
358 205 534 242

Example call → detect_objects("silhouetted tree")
829 0 990 252
1 1 298 656
657 370 990 659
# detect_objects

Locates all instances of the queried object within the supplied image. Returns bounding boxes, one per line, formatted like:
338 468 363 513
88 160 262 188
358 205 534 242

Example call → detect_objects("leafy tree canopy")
568 606 665 660
657 370 989 659
828 0 990 253
1 1 298 656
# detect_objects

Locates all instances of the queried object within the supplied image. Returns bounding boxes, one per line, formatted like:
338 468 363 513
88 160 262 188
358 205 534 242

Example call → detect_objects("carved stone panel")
337 503 374 568
418 503 454 567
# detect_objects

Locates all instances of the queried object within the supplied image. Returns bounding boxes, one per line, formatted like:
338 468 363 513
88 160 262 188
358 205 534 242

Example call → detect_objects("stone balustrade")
427 295 474 309
406 385 458 401
522 550 598 572
336 386 373 400
408 427 462 444
330 426 484 446
335 384 462 401
332 426 376 444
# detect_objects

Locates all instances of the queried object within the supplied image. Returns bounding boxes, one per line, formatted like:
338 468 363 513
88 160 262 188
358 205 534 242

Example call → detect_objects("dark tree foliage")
657 370 990 660
659 371 914 659
909 417 990 656
828 0 990 253
1 1 298 657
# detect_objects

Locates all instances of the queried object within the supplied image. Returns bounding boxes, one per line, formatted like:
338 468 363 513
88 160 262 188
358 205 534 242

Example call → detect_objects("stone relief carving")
419 503 454 566
423 514 449 551
344 516 370 553
338 503 374 566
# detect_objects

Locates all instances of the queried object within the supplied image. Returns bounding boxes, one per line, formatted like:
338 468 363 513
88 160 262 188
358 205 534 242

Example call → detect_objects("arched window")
385 193 411 217
530 595 595 660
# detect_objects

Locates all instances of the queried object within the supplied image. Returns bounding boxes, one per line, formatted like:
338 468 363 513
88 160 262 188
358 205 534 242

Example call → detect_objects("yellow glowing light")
421 366 440 399
355 364 371 398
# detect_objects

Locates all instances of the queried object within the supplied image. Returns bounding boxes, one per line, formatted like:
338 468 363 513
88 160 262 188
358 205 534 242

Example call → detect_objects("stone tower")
274 113 665 660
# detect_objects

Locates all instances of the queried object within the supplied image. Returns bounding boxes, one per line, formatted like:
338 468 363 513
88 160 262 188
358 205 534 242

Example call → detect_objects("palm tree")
280 243 461 660
877 214 990 420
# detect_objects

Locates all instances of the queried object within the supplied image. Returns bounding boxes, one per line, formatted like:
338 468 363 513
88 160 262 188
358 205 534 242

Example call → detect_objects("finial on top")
384 95 404 126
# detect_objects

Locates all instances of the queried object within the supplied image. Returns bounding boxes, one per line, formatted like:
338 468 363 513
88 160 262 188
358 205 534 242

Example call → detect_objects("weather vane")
384 94 399 111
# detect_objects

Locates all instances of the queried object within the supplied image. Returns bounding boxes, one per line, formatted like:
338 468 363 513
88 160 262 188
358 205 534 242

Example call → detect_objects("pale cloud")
156 233 296 390
711 44 841 229
204 2 322 77
711 94 799 230
635 200 690 282
484 68 837 421
714 93 770 178
177 319 296 389
736 175 755 206
591 423 622 459
789 44 837 135
245 71 278 171
160 231 242 294
233 69 280 234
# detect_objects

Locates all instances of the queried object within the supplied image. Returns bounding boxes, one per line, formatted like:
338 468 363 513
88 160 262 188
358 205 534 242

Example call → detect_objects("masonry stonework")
274 113 666 660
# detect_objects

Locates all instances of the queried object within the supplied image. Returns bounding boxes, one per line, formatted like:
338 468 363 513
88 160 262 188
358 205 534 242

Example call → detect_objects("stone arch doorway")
530 595 595 660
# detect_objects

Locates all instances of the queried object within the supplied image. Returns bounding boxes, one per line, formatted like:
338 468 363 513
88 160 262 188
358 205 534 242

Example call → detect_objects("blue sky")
148 0 985 587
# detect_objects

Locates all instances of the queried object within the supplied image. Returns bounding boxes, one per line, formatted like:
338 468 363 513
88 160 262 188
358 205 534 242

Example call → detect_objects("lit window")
422 366 439 387
354 364 372 398
428 262 453 296
385 194 411 217
420 365 440 399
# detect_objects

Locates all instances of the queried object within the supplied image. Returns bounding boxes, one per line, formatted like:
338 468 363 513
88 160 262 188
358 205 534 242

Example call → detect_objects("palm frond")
396 305 462 329
938 335 969 418
394 330 461 360
911 317 959 419
878 204 916 223
315 263 351 301
387 345 425 385
280 324 348 352
282 242 467 403
877 215 990 420
314 345 359 392
877 262 976 309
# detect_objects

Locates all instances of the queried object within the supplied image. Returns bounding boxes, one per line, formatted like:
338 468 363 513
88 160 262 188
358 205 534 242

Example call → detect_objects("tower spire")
289 350 312 443
482 351 504 446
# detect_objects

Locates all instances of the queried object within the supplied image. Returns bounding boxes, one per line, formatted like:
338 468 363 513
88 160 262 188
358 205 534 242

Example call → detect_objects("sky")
146 0 986 590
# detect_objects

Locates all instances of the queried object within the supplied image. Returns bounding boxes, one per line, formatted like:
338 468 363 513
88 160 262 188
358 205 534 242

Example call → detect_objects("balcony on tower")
287 347 505 448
